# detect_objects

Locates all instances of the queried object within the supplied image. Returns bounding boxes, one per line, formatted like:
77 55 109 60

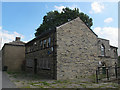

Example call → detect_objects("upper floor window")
30 46 32 52
25 47 28 53
101 44 105 56
51 47 53 52
48 37 51 47
114 50 117 57
40 41 43 49
44 40 46 48
28 47 30 52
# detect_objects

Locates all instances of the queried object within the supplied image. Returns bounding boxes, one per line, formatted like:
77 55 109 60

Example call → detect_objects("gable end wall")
56 17 99 80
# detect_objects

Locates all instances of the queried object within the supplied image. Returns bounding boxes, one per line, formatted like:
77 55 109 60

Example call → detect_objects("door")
34 59 37 74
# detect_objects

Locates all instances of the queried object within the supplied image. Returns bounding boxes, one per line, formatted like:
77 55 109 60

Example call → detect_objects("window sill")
42 68 51 70
27 66 33 68
98 56 110 58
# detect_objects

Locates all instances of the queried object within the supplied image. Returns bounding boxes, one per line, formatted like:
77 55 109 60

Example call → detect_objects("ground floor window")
39 59 50 69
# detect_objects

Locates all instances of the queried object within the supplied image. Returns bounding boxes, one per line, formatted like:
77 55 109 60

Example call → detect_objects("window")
101 44 105 56
30 47 32 52
28 47 30 52
114 50 117 57
40 41 43 49
48 37 51 47
46 39 48 47
68 19 71 21
44 40 46 48
51 47 53 52
40 59 50 69
25 48 27 53
43 59 45 68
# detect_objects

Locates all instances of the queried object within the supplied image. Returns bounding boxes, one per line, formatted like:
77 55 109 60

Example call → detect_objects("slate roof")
110 45 118 49
5 40 25 46
2 37 25 50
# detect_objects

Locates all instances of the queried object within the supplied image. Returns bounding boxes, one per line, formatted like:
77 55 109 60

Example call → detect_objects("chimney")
15 37 20 41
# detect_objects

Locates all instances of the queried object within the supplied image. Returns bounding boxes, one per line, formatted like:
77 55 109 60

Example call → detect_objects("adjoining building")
25 17 118 80
2 37 25 71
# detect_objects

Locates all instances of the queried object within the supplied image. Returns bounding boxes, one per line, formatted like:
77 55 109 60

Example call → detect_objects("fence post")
106 68 109 80
118 67 120 84
96 70 98 83
115 64 118 79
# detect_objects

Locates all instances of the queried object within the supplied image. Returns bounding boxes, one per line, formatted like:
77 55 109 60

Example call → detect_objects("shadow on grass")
6 71 53 80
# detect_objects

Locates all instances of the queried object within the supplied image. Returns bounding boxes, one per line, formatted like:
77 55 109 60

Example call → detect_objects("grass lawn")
6 71 120 88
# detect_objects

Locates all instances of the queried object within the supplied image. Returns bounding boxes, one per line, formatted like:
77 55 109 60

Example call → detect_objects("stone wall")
56 17 99 80
97 38 111 57
97 38 117 67
110 46 118 59
2 45 25 71
25 17 118 80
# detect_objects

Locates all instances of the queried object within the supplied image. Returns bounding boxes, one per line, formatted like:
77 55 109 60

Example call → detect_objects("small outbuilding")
2 37 25 71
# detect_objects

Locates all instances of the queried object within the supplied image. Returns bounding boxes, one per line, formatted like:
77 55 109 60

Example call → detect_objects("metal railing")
96 65 120 83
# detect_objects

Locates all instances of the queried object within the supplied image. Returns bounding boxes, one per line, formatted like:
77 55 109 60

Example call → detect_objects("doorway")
34 59 37 74
102 62 106 74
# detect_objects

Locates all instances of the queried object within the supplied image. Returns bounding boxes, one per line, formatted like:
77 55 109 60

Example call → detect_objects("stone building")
25 17 118 80
2 37 25 71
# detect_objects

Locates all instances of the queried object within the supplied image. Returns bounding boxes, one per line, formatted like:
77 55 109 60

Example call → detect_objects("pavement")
0 50 17 89
2 71 16 88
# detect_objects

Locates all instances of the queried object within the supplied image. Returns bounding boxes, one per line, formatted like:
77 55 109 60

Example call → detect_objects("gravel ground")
6 71 120 88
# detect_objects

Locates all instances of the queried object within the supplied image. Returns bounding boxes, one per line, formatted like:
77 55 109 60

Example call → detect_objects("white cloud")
0 27 24 49
90 2 104 14
104 17 113 23
54 6 66 12
54 5 81 12
93 27 118 47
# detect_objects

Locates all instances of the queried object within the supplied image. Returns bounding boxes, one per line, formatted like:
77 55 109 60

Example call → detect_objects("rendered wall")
2 45 25 71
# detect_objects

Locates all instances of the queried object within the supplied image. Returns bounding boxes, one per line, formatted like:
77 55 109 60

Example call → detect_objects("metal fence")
96 65 120 83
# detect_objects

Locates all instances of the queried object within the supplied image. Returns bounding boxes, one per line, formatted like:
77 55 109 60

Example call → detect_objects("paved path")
2 72 16 88
0 71 2 89
0 51 16 88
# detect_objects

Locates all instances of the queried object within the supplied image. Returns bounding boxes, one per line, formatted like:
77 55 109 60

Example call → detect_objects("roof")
2 39 25 50
98 38 109 41
26 29 56 45
6 41 25 46
110 45 118 49
98 38 118 49
26 17 99 45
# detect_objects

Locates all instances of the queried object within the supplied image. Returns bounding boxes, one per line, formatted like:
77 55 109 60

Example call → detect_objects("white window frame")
101 44 105 56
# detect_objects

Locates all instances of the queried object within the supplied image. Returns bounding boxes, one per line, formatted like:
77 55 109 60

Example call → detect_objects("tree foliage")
35 7 93 37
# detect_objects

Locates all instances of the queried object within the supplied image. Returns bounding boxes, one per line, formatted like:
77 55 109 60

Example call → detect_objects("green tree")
35 7 93 37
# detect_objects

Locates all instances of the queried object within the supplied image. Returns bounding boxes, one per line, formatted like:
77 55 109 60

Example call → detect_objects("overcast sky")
0 1 119 54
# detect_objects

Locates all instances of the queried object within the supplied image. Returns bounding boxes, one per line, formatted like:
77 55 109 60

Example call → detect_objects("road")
2 72 16 88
